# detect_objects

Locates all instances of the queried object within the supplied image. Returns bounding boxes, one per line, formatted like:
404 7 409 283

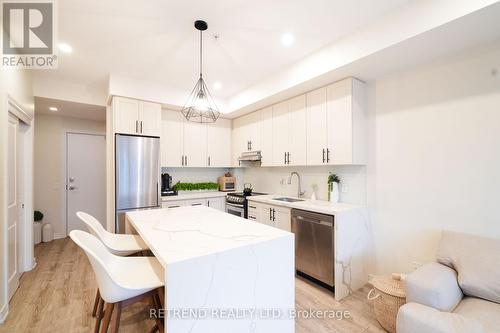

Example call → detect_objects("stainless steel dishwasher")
291 209 334 288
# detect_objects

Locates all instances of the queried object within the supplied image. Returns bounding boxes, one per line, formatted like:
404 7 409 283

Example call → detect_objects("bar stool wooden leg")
94 297 105 333
92 289 100 317
101 303 114 333
110 302 122 333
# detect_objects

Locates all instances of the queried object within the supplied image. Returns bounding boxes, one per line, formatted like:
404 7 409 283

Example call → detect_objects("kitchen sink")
273 197 305 203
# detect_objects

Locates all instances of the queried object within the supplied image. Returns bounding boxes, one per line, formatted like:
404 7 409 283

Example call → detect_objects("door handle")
68 185 78 190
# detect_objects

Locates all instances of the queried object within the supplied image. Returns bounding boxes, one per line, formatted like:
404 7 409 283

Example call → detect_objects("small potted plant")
327 173 340 203
34 210 43 244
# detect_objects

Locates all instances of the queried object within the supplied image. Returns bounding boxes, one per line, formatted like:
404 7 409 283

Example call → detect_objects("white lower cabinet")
248 202 291 232
161 195 226 211
206 197 225 212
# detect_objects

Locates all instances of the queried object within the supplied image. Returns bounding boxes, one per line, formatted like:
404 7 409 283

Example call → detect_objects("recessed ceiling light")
58 43 73 54
49 106 58 111
213 82 222 90
281 33 294 47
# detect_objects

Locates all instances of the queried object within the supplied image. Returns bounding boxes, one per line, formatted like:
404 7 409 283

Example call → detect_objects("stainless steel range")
226 192 266 218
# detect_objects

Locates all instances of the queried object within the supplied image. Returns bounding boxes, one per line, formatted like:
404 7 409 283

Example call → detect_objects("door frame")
62 130 105 237
1 96 34 321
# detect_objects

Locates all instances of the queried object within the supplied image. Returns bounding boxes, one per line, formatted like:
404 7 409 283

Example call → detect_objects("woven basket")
368 273 406 333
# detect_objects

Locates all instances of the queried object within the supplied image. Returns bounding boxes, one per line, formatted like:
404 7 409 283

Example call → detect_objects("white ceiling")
35 97 106 121
35 0 410 101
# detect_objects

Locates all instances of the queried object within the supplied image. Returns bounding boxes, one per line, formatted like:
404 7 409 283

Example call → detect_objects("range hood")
238 151 262 162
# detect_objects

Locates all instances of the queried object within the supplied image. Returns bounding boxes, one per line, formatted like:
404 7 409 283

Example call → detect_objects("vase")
329 182 340 203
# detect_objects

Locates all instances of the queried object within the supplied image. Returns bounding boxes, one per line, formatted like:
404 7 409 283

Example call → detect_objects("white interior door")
7 113 19 299
66 133 106 233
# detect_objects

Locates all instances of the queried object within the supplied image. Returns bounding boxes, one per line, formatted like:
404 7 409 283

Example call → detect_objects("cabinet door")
162 200 186 208
258 204 274 227
289 95 307 166
273 206 291 232
272 101 290 166
247 201 260 221
185 199 206 206
327 79 353 164
139 101 162 137
260 107 274 167
207 197 225 211
232 117 246 166
306 87 328 165
207 118 231 167
183 120 207 167
161 110 183 167
246 110 262 151
113 97 140 135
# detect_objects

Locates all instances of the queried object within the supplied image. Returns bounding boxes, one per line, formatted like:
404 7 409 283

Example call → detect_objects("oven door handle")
225 202 244 209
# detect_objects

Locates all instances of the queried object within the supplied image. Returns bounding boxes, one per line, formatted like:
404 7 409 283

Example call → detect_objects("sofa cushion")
454 297 500 333
406 262 463 311
437 231 500 303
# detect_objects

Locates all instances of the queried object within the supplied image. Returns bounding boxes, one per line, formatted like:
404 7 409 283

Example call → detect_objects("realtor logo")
1 0 57 68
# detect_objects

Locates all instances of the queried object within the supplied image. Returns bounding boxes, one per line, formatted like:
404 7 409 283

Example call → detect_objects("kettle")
243 183 253 195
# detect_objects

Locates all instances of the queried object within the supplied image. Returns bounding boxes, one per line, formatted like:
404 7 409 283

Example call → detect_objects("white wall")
242 166 366 204
34 114 105 238
0 68 34 322
366 42 500 274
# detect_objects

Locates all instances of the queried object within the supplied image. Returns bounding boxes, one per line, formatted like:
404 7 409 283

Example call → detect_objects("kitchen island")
126 205 295 333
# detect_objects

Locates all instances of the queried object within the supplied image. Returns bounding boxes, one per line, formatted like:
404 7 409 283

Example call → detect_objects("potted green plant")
327 173 340 203
172 182 220 194
34 210 43 244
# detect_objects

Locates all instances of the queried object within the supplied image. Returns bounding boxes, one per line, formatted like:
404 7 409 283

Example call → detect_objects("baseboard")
53 232 65 240
0 303 8 324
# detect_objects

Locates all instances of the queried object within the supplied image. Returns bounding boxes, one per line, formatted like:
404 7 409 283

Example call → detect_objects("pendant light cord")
199 30 203 78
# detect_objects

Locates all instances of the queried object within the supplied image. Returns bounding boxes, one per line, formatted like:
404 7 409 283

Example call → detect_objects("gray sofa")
396 231 500 333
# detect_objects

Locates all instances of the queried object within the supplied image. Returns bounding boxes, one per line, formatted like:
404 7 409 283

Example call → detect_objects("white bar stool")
70 230 164 333
76 211 151 319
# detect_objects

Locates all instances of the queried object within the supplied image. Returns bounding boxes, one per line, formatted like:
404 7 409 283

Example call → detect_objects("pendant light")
181 20 220 123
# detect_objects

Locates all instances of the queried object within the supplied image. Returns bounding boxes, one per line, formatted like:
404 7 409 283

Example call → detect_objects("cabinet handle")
284 152 287 165
327 148 330 163
322 149 326 163
185 155 188 166
207 200 210 207
135 120 138 133
287 152 290 164
250 141 252 150
181 155 184 166
140 121 143 134
247 141 250 151
272 208 276 221
208 156 211 166
249 205 256 209
269 208 272 221
192 203 202 206
249 215 256 220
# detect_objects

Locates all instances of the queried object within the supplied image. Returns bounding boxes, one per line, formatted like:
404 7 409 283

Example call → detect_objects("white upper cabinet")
327 78 366 165
231 110 262 166
113 97 140 135
306 87 328 165
306 78 366 165
183 120 207 167
113 96 161 137
139 101 162 137
272 101 290 166
288 95 307 166
207 118 231 167
161 110 231 168
260 107 273 167
161 110 183 167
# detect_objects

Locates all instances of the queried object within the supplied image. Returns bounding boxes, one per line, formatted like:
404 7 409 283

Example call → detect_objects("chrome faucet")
288 172 306 198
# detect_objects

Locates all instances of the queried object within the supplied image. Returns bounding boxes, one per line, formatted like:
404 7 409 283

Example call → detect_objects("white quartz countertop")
161 191 229 201
126 205 291 267
247 194 363 215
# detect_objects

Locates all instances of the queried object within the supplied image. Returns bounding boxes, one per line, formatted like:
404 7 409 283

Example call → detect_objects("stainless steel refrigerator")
115 134 160 233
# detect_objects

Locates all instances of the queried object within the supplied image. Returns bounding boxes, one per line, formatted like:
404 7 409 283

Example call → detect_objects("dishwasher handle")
295 215 332 227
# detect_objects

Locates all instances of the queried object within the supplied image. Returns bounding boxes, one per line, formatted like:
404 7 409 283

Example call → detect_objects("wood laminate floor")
0 238 385 333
